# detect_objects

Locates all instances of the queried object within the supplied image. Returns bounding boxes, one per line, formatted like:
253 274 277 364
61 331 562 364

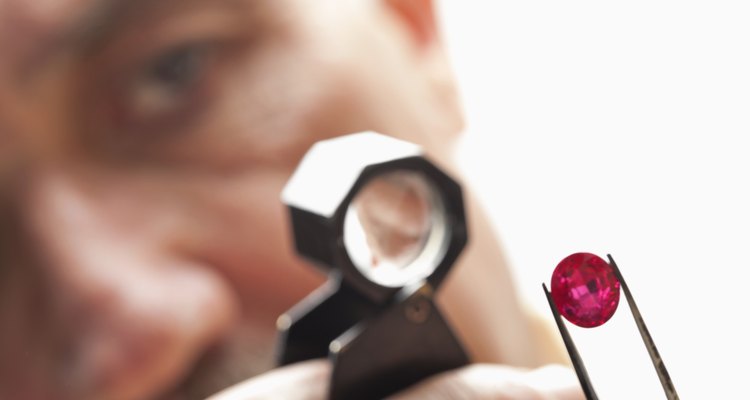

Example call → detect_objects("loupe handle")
328 284 469 400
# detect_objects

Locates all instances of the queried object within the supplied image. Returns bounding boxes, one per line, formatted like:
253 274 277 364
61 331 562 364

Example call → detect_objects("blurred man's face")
0 0 461 398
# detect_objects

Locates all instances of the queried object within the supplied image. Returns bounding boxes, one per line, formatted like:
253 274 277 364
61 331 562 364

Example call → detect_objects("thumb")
207 359 330 400
389 364 585 400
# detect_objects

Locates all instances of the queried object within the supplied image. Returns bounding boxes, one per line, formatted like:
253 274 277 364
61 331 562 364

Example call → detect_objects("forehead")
0 0 107 80
0 0 90 53
1 0 91 28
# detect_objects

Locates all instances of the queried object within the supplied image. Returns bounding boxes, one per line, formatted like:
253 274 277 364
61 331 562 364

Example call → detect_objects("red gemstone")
551 253 621 328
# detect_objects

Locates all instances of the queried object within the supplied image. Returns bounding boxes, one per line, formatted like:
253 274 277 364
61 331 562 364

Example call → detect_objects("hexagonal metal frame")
282 132 468 303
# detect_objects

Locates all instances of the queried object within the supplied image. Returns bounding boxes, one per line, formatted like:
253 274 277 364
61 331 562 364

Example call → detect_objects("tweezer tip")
606 253 616 265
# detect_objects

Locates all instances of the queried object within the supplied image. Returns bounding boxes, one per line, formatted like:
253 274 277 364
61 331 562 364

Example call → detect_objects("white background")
439 1 750 398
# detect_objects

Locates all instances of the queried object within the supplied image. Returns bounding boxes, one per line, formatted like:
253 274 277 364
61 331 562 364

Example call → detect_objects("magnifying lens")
277 132 469 399
344 170 447 288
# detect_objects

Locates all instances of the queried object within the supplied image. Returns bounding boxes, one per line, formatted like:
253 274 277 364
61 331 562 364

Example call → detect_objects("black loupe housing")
277 132 469 399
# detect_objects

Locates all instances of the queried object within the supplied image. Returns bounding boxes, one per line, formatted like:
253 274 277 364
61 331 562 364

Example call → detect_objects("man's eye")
144 44 208 97
119 42 217 131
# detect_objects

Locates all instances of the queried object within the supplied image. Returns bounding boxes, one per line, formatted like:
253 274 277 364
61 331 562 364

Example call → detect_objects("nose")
23 173 236 400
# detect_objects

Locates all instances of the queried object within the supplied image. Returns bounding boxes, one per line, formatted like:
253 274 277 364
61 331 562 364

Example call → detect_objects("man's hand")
208 360 584 400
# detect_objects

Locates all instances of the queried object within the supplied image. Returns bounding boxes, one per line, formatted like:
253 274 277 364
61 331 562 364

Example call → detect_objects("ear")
383 0 439 49
370 0 464 153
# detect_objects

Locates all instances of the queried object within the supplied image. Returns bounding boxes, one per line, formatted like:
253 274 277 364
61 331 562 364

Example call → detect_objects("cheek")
181 44 371 170
174 169 324 321
212 3 389 162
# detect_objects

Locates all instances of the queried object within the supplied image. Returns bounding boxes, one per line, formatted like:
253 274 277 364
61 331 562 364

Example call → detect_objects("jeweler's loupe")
278 132 469 400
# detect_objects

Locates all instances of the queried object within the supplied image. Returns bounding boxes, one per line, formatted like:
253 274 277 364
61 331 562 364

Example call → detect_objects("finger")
207 359 330 400
389 364 585 400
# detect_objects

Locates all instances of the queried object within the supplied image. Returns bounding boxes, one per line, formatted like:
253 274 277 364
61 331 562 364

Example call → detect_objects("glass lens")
343 170 447 287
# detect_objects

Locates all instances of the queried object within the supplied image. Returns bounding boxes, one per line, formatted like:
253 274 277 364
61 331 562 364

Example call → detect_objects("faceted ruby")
551 252 621 328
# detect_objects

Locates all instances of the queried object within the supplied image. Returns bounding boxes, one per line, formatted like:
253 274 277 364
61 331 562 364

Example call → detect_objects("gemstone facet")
551 253 621 328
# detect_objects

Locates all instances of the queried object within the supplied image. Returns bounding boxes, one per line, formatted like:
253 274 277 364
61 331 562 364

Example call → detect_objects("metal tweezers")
542 254 680 400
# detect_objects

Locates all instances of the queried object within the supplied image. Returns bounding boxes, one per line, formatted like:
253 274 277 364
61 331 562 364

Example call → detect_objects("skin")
0 0 580 399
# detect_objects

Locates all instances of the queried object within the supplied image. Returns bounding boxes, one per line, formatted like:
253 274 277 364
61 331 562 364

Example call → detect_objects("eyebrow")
18 0 155 79
19 0 254 81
